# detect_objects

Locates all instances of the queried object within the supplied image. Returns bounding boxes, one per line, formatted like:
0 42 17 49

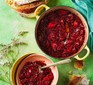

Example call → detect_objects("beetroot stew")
19 61 54 85
36 9 85 58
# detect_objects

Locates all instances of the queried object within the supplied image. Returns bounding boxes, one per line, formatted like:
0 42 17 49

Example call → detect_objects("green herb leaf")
18 31 29 36
14 42 28 47
0 44 6 47
7 50 14 54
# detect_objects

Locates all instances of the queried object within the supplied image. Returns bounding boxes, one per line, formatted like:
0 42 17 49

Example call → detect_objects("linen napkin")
71 0 93 52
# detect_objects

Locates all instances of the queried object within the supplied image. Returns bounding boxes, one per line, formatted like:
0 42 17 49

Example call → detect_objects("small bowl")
11 53 58 85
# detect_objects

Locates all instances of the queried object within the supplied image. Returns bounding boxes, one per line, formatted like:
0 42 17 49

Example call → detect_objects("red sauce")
36 9 85 58
19 61 54 85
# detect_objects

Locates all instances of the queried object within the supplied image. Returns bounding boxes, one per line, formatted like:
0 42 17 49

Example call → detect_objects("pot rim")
35 6 89 59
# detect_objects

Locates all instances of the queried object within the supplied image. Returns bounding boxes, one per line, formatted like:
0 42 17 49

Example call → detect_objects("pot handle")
34 4 50 19
74 45 90 60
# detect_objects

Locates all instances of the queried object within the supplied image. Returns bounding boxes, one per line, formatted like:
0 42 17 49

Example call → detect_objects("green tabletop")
0 0 93 85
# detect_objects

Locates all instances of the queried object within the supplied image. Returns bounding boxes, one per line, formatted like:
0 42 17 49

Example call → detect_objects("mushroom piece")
69 75 90 85
74 60 84 70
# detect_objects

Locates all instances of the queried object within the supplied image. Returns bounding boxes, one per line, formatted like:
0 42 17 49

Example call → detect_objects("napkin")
71 0 93 52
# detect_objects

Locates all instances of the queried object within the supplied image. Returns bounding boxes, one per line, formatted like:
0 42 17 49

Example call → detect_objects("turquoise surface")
72 0 93 55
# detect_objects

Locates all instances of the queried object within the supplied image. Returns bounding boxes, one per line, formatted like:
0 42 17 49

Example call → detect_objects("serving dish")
5 0 49 18
11 53 58 85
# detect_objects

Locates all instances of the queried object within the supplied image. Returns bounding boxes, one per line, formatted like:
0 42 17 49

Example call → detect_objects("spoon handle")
41 59 71 69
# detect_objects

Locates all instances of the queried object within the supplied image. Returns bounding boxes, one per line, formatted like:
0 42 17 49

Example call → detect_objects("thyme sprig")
0 31 28 84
